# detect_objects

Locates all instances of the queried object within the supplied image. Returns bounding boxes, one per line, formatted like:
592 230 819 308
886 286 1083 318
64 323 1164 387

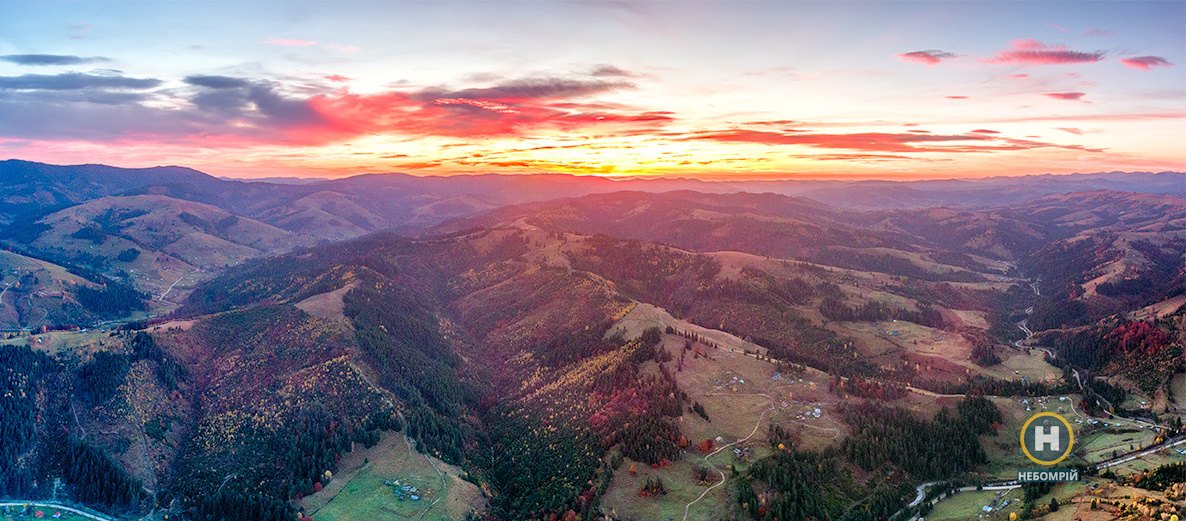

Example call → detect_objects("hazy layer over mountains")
4 160 1183 239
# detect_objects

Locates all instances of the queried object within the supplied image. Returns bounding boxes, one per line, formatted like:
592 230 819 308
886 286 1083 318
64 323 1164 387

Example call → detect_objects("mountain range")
0 159 1184 521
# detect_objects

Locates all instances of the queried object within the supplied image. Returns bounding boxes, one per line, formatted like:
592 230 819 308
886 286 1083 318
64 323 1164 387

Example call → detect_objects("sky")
0 1 1183 180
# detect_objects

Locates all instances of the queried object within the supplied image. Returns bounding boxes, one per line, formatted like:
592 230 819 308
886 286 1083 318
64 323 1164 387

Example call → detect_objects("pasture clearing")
303 430 484 521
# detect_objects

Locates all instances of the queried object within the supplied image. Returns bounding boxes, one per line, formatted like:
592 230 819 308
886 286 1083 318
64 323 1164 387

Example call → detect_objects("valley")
0 162 1183 521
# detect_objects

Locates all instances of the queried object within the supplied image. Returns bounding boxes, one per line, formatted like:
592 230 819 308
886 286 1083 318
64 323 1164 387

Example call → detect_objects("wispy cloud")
1043 92 1088 102
1054 127 1085 135
0 54 111 66
263 39 318 47
1045 23 1068 33
682 129 991 153
984 39 1105 65
1119 56 1173 71
326 44 361 53
895 50 961 65
183 75 251 89
1083 29 1113 37
69 22 89 40
681 129 1103 155
325 74 351 83
946 96 969 99
591 65 643 78
1001 74 1030 79
0 73 160 90
741 119 800 126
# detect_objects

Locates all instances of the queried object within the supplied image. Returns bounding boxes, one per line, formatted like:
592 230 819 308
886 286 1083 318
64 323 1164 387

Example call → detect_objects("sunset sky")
1 1 1183 180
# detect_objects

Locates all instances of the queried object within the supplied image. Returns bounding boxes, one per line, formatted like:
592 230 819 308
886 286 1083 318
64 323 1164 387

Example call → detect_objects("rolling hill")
1 160 1184 521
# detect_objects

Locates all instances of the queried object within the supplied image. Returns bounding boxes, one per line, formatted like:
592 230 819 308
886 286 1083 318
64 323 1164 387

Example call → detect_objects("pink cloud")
682 129 1100 154
1054 127 1085 135
984 39 1105 65
1044 92 1087 102
896 50 961 65
293 78 666 142
325 74 352 83
970 129 1000 134
434 97 521 115
946 96 969 99
1001 74 1030 79
683 130 991 153
1120 56 1173 71
1046 23 1068 33
263 39 318 46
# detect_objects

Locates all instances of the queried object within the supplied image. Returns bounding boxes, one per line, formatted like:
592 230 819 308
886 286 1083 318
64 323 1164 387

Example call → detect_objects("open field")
605 308 855 521
1 327 117 356
840 319 969 360
985 395 1087 478
927 489 1014 520
925 481 1108 521
601 457 731 521
1078 427 1160 464
1128 294 1186 321
302 431 484 521
1105 445 1186 474
295 280 359 321
612 302 766 356
950 309 990 329
0 504 115 521
1171 374 1186 412
977 350 1061 383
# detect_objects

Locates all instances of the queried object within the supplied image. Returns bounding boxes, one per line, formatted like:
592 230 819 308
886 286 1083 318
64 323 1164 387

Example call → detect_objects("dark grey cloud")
0 73 161 90
183 75 252 89
427 77 634 101
0 54 110 66
244 84 323 125
0 70 650 145
190 89 252 112
184 75 323 125
0 97 205 141
0 89 151 106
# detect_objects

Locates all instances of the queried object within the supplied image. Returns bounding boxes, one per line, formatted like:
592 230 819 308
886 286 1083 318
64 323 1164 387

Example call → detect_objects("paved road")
895 433 1186 521
1097 436 1186 469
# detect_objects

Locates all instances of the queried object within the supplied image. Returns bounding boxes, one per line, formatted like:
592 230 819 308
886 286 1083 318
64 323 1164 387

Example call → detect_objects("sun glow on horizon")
0 1 1181 180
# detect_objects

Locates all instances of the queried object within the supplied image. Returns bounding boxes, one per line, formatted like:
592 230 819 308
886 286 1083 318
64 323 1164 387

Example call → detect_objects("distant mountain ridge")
1 159 1181 329
3 159 1183 234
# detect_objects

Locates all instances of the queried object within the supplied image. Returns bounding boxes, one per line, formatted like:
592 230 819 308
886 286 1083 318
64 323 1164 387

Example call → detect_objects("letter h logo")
1034 425 1059 452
